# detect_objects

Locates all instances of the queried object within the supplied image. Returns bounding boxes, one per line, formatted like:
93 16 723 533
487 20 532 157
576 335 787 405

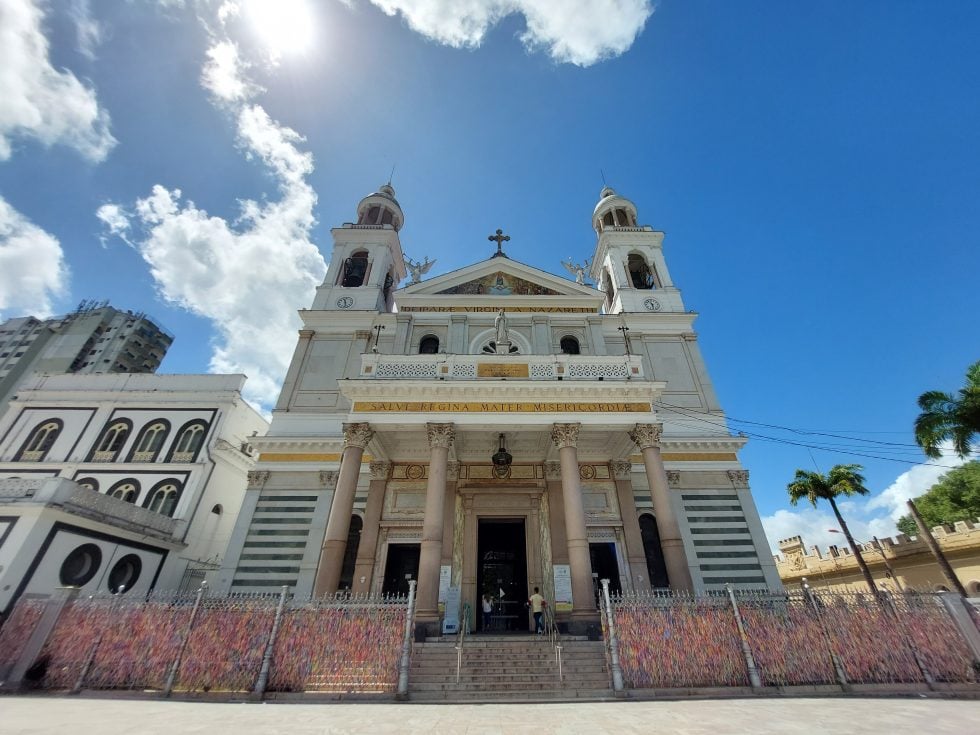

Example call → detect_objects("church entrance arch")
477 519 528 632
382 543 420 597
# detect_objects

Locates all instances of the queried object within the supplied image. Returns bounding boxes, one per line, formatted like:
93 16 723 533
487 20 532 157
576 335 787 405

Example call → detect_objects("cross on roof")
488 228 510 258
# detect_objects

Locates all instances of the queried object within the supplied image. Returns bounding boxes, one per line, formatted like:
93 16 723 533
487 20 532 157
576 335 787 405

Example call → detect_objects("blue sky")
0 0 977 553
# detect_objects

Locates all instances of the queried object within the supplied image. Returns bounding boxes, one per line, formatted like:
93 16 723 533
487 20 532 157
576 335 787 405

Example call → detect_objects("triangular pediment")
435 271 561 296
395 257 603 313
399 257 596 298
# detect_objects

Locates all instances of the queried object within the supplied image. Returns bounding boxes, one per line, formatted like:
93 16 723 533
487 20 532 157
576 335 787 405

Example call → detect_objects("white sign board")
553 564 573 612
438 564 451 602
442 586 461 635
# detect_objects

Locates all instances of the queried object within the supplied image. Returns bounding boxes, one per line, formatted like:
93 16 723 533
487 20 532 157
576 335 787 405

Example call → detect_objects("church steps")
408 637 611 701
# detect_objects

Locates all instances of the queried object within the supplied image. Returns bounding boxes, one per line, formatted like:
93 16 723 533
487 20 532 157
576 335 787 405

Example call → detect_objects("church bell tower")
589 187 685 314
311 184 407 313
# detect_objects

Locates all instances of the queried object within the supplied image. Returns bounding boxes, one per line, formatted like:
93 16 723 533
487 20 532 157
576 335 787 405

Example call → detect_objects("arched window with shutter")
16 419 63 461
128 420 170 462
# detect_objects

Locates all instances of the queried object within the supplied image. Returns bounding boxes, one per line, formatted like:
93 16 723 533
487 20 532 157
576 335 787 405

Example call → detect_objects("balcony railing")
360 353 644 381
130 451 156 463
19 450 44 462
90 450 118 462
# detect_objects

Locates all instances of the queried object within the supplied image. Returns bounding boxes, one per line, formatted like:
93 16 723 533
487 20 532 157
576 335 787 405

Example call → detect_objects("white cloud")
367 0 653 66
0 196 69 320
101 4 326 410
762 449 973 554
68 0 103 59
0 0 116 160
201 40 259 103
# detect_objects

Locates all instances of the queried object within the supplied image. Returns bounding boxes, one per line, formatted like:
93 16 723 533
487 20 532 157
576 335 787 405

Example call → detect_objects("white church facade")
217 185 780 634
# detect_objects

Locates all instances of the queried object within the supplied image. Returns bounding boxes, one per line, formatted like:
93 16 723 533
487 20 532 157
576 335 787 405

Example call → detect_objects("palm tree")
914 360 980 459
787 464 878 595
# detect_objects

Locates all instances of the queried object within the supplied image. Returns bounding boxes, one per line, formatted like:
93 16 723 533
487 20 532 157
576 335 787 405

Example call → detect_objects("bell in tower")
589 186 684 314
311 184 407 313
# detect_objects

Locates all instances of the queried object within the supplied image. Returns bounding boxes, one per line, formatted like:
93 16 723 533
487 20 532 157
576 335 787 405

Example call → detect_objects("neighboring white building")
0 302 173 413
217 184 780 635
0 373 267 617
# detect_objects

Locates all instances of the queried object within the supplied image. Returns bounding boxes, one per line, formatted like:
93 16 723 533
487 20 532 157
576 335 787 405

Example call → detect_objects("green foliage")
787 464 869 508
914 360 980 458
896 461 980 535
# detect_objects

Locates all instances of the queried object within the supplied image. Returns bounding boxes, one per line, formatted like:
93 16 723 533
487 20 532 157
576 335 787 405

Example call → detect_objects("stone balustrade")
360 353 644 382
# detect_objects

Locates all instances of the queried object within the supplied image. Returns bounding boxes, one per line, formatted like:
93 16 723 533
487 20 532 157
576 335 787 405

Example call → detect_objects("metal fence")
608 588 979 691
0 589 410 696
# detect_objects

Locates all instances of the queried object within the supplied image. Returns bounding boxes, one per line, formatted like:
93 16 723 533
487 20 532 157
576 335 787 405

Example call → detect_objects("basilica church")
216 185 781 634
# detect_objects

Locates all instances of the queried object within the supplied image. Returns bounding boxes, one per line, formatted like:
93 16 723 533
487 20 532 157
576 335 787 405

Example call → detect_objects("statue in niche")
494 309 510 347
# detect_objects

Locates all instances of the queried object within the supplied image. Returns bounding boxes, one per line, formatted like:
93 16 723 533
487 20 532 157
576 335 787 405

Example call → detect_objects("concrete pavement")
1 696 979 734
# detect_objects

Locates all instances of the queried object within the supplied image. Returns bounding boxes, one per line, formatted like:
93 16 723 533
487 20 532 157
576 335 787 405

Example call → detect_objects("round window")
59 543 103 587
107 554 142 594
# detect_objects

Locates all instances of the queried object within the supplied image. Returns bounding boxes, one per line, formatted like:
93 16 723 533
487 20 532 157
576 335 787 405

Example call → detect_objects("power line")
653 401 970 470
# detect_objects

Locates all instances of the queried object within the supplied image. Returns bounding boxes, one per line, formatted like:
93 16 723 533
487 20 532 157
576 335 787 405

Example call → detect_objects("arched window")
16 419 63 461
128 420 170 462
77 477 99 492
602 211 614 228
91 419 133 461
419 335 439 354
108 478 140 504
560 336 581 355
601 268 616 308
169 420 208 462
627 253 657 290
341 250 369 287
144 480 181 517
338 515 363 591
639 513 670 588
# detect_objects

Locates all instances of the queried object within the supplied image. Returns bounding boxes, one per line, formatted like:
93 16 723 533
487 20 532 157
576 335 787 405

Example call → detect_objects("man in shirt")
528 587 546 634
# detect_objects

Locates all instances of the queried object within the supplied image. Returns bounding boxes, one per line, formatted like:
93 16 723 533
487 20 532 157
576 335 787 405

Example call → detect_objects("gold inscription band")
476 363 529 378
352 401 651 413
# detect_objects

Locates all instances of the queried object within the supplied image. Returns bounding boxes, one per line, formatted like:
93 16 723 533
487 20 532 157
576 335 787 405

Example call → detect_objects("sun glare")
245 0 315 57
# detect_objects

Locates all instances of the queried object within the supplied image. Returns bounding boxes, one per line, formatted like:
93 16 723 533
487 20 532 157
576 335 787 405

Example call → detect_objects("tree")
914 360 980 459
787 463 878 595
896 461 980 536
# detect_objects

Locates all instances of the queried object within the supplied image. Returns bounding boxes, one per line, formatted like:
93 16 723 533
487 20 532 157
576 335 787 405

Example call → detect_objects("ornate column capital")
727 469 750 488
319 470 338 488
247 470 269 487
666 470 681 487
550 423 580 449
447 462 460 481
629 423 663 450
342 422 374 449
369 461 391 480
426 423 456 449
610 460 632 479
544 461 562 480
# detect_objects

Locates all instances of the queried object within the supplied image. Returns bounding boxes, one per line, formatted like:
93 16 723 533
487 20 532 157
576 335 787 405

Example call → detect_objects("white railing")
360 353 644 381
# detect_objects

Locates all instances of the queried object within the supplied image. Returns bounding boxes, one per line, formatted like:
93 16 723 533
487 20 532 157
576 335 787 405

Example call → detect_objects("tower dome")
356 184 404 231
592 186 638 233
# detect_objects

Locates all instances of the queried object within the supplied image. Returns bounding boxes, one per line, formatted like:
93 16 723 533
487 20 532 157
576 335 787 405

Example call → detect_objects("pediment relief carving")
435 271 561 296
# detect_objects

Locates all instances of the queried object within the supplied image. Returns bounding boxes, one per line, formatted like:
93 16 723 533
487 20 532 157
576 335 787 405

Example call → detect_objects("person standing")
528 587 546 634
482 594 493 631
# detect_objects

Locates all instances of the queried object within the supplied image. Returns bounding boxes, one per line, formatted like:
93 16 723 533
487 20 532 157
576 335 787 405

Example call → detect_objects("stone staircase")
407 634 614 702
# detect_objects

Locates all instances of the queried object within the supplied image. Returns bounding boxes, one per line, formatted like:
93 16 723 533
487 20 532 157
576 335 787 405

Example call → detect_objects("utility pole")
906 499 968 597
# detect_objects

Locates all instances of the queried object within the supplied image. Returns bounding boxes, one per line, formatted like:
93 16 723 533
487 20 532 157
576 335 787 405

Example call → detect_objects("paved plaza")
1 696 979 734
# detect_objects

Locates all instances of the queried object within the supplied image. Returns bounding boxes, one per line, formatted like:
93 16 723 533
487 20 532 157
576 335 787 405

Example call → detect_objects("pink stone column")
551 423 596 617
611 460 651 592
351 461 390 596
629 423 693 591
313 422 373 597
415 423 455 624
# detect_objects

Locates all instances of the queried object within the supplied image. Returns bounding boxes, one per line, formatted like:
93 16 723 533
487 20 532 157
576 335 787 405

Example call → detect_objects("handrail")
454 607 468 684
544 605 564 684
